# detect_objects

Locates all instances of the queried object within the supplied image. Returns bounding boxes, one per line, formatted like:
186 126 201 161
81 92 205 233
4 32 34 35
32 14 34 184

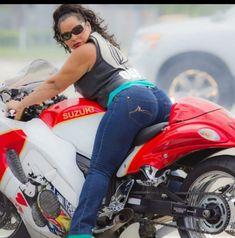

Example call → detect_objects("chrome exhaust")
93 208 134 235
111 208 134 231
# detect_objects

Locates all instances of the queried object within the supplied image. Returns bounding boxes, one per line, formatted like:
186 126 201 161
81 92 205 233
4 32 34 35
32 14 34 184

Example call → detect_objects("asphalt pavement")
120 221 231 238
120 222 180 238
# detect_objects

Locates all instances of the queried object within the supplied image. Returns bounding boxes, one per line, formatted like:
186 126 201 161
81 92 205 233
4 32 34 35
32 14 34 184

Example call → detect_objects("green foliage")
0 46 66 60
0 30 18 46
155 4 233 17
0 29 55 47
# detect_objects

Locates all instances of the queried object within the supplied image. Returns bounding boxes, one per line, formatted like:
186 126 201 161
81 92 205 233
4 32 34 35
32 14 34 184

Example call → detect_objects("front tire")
0 192 30 238
176 155 235 238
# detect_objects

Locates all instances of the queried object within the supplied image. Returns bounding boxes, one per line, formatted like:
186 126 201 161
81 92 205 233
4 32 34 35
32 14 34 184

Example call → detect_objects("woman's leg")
68 86 169 236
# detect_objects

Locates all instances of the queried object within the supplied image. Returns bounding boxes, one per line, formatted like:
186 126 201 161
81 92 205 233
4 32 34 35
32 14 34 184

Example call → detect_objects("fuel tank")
40 98 105 158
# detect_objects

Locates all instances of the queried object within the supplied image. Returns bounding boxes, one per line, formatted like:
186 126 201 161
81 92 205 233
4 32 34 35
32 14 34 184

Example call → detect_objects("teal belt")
107 79 156 107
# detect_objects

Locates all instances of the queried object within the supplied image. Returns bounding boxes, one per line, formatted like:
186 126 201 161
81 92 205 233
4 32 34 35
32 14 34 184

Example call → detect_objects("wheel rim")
0 212 22 238
183 171 235 238
168 69 219 103
0 197 22 238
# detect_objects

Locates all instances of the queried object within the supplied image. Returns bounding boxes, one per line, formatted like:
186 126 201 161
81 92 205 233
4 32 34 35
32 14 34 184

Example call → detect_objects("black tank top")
74 32 143 108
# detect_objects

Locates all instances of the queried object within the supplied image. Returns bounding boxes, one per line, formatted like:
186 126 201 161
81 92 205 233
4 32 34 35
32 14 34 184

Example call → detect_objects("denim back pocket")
127 96 157 126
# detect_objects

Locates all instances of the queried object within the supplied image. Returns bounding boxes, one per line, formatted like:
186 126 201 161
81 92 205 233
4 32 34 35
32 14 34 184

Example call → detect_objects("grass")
0 46 68 61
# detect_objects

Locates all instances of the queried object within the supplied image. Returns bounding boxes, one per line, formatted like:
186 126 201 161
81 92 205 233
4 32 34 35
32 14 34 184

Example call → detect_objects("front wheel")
176 155 235 238
0 192 30 238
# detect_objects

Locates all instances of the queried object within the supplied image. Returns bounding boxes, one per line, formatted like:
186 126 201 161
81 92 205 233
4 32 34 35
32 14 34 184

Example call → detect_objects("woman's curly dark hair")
53 4 120 53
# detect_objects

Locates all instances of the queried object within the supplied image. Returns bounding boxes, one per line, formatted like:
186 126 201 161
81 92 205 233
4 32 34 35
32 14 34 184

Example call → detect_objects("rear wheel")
176 155 235 238
0 192 30 238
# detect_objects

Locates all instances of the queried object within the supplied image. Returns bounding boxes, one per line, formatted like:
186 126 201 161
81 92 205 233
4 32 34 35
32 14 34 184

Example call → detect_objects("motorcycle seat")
76 121 169 175
133 122 169 146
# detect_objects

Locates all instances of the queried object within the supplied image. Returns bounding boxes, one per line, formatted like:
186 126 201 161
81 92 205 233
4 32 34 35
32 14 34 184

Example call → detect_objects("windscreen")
5 59 58 89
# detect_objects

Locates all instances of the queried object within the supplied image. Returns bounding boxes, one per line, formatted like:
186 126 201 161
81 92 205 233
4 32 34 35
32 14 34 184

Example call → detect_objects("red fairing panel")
169 96 222 123
126 101 235 175
0 130 26 181
40 98 105 128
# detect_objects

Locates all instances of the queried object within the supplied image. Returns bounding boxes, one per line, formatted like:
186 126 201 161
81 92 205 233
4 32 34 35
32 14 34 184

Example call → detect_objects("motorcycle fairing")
0 117 87 237
123 107 235 175
0 117 85 205
40 98 105 128
21 119 85 203
5 59 57 89
117 146 143 177
0 130 26 182
169 96 222 123
40 98 105 157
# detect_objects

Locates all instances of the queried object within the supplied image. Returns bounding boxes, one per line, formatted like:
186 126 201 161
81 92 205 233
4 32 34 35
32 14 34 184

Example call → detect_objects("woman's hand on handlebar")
5 100 25 120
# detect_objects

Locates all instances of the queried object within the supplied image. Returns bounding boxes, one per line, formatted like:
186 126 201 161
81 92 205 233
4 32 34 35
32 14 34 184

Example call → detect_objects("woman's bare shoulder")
72 42 96 59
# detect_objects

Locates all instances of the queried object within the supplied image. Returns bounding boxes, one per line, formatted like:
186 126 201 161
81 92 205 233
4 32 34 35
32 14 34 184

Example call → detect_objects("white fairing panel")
22 119 85 204
52 112 105 158
117 146 143 177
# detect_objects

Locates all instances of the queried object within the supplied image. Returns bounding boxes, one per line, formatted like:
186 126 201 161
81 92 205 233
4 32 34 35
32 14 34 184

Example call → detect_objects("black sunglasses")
61 22 85 41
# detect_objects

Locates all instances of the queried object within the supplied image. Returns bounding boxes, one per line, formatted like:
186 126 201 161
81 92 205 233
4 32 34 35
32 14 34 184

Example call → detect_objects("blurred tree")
0 4 234 59
152 4 232 16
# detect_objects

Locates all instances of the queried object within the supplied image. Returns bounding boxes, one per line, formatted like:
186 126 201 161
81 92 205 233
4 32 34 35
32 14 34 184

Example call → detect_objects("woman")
6 4 172 238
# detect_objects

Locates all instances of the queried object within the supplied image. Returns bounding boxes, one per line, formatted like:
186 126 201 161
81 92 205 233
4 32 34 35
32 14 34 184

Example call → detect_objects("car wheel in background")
157 52 235 109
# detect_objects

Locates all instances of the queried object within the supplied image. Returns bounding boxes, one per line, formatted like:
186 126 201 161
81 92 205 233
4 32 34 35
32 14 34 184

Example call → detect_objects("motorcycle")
1 59 235 238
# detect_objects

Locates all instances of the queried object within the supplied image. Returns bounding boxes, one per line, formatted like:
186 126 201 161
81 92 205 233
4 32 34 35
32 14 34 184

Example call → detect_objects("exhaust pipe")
93 208 134 236
111 208 134 231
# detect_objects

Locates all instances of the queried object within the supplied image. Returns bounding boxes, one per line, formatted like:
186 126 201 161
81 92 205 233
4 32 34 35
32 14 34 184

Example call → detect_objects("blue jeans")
68 86 172 235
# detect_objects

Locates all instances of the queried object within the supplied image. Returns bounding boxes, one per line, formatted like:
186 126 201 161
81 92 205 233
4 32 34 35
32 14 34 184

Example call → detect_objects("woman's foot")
67 235 92 238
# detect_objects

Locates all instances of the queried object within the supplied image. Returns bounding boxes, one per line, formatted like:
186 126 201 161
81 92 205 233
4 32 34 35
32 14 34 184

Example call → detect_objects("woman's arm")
6 43 96 120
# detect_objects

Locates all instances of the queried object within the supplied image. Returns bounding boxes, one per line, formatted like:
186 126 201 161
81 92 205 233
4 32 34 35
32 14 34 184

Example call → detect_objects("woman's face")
59 15 91 50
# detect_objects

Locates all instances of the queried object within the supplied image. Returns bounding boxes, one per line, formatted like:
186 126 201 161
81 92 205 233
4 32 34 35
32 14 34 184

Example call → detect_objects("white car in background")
128 7 235 109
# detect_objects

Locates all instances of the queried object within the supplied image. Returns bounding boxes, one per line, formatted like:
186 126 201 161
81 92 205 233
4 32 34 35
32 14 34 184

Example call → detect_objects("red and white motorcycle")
1 59 235 238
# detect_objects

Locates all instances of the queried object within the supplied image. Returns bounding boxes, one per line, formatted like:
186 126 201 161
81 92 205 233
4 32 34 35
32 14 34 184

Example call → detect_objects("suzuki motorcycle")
1 59 235 238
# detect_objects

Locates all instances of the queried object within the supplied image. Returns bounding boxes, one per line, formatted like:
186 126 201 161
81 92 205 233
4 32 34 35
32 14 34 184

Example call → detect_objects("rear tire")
176 155 235 238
